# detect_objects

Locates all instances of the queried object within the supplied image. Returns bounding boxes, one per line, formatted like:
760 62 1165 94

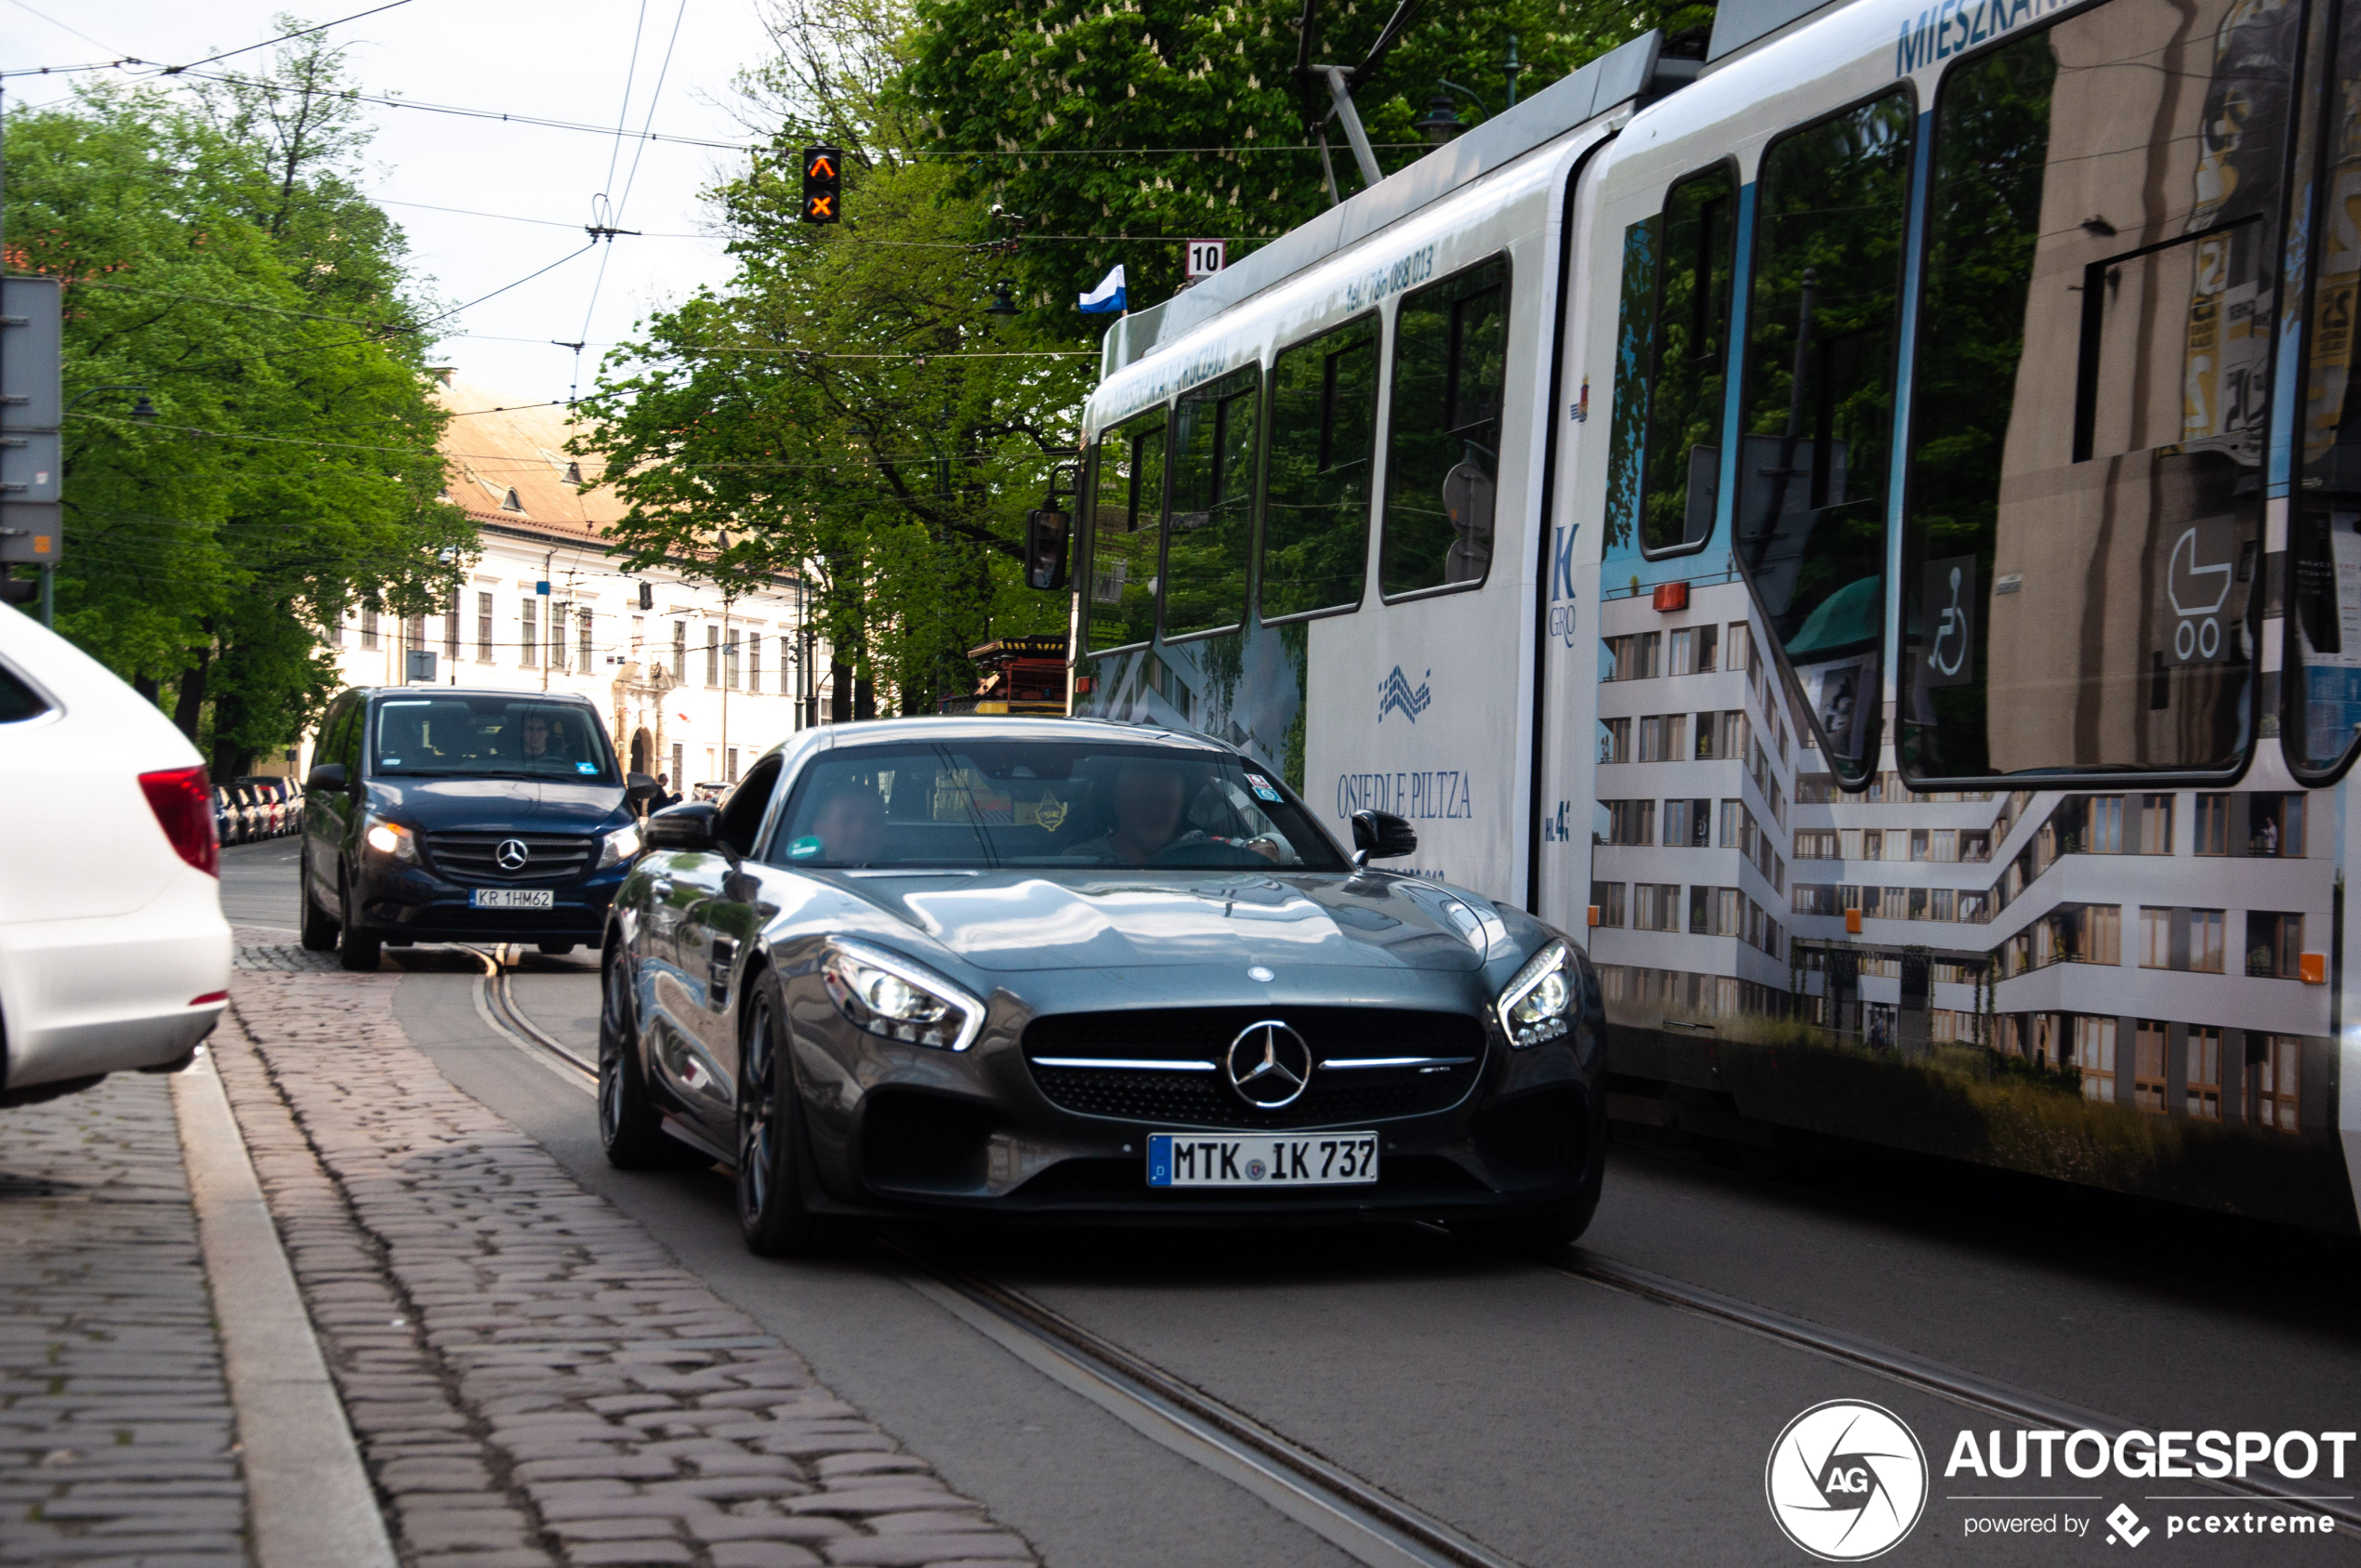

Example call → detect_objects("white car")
0 605 231 1105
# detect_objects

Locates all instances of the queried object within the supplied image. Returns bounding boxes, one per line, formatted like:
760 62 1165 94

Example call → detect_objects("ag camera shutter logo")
1766 1401 1928 1561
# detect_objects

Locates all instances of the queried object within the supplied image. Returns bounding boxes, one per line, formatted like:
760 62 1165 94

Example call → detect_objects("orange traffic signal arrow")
808 154 837 180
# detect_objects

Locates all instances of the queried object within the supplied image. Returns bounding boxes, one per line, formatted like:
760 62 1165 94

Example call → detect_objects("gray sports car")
598 717 1604 1256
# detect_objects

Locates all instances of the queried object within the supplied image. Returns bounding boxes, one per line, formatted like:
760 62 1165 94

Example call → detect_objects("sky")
2 0 777 405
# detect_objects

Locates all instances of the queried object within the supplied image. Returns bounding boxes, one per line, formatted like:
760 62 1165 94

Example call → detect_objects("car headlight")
363 819 418 863
597 823 642 869
820 942 984 1051
1496 940 1575 1047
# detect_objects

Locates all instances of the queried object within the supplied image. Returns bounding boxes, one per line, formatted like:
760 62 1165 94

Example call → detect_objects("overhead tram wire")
566 0 691 404
154 0 420 75
1 0 131 56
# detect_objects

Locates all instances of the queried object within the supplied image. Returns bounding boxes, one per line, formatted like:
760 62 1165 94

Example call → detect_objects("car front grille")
424 831 595 884
1022 1006 1485 1129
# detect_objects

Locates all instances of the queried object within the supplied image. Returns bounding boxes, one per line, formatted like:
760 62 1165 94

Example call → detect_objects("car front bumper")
350 857 626 943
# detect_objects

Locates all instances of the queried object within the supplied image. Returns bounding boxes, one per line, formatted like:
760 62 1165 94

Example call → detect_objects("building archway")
629 727 653 774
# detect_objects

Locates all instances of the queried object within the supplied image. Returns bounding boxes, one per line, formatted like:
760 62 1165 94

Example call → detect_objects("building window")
1590 882 1627 928
548 605 568 672
1696 710 1745 760
1727 623 1754 684
2186 1028 2223 1120
360 607 379 650
520 601 537 667
2248 1035 2301 1131
1603 799 1655 846
2246 912 2304 979
1794 830 1839 860
2087 796 2124 852
578 609 593 671
1662 797 1710 848
2139 907 2170 968
2075 1016 2117 1102
1632 883 1682 932
477 593 494 661
670 742 683 787
706 626 720 687
1603 632 1660 681
2132 1021 2168 1113
727 747 740 784
445 586 461 662
1669 624 1718 674
781 641 793 696
1638 714 1686 761
2250 793 2304 857
673 621 688 682
724 631 741 690
1599 717 1631 764
2141 794 2173 853
748 634 761 693
2195 794 2230 854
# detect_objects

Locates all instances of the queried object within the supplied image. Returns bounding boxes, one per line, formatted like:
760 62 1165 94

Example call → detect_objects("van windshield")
372 698 619 783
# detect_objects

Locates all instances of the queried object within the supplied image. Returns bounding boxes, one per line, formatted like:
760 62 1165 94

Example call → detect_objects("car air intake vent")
1022 1007 1484 1129
426 831 594 883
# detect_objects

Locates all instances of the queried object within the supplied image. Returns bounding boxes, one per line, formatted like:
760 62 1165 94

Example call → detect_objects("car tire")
598 944 702 1170
336 873 381 971
536 942 577 957
735 977 860 1258
297 856 338 953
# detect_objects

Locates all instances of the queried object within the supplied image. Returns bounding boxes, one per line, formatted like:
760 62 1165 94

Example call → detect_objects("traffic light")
638 581 654 611
801 147 842 224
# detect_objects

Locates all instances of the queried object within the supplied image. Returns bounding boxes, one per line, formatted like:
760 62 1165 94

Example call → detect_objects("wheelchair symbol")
1930 566 1969 679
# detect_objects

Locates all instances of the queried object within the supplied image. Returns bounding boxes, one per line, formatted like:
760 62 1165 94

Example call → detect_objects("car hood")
838 871 1493 972
372 775 625 833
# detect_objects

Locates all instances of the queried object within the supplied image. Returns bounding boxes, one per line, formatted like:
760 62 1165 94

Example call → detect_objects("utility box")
1 278 63 567
405 649 439 683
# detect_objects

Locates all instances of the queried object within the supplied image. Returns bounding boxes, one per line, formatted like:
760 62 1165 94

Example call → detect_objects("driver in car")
519 711 577 765
809 784 888 866
1070 763 1280 865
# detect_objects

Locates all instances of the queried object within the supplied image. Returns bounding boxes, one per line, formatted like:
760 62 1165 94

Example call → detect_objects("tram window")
1262 316 1378 621
1380 257 1508 598
2294 3 2361 778
1165 367 1260 638
1650 167 1735 558
1903 0 2297 783
1733 93 1912 784
1084 409 1167 652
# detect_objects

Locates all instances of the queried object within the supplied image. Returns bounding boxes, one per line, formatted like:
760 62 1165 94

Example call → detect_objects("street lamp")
1414 81 1490 146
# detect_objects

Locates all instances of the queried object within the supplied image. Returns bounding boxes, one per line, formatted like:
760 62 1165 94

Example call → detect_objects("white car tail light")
140 765 219 877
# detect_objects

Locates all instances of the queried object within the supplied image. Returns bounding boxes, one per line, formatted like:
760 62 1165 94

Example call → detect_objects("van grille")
425 831 594 883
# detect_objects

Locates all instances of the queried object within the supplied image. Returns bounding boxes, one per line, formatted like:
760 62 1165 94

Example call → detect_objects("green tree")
577 0 1086 715
901 0 1712 316
7 32 468 775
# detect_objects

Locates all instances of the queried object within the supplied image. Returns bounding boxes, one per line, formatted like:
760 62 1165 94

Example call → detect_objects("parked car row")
217 777 297 845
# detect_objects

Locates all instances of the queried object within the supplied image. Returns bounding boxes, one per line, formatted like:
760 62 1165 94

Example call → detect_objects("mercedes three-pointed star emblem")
495 837 530 873
1224 1019 1312 1109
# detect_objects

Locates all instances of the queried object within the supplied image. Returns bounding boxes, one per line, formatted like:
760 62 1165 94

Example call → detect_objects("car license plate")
469 889 555 910
1146 1132 1378 1188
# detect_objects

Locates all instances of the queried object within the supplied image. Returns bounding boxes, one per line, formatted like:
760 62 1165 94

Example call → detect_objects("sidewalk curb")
174 1049 399 1568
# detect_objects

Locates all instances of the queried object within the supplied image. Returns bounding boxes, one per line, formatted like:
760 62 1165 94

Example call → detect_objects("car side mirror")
1024 507 1071 591
626 771 659 804
1351 810 1418 865
304 762 348 793
643 801 721 851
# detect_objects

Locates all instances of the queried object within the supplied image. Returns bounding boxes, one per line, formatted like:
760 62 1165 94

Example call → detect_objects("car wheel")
735 978 859 1258
336 872 381 971
598 944 701 1170
536 942 577 957
297 854 338 952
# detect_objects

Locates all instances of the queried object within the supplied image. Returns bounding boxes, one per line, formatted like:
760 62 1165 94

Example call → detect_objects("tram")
1050 0 2361 1231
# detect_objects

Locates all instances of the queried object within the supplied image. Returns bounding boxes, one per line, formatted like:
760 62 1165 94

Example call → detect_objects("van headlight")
363 818 418 863
1496 940 1575 1047
820 942 984 1051
597 823 642 869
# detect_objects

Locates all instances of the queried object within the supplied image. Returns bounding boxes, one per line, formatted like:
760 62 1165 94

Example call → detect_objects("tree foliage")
577 0 1086 717
900 0 1712 314
5 25 468 774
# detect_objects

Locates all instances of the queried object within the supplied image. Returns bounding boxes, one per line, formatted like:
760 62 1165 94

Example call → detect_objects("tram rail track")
476 955 2361 1549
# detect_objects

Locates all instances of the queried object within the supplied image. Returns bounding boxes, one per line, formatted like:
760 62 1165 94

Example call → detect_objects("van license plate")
470 889 555 909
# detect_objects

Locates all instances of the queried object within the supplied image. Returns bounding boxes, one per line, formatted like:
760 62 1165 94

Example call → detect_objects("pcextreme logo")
1766 1401 1930 1561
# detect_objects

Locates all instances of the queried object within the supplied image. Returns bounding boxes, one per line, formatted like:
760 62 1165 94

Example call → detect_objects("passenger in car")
809 784 888 865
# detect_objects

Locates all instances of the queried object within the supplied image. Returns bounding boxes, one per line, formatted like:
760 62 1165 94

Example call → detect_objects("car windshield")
371 697 619 783
768 740 1349 872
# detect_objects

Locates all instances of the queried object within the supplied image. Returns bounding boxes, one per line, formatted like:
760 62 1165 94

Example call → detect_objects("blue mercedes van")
297 688 657 969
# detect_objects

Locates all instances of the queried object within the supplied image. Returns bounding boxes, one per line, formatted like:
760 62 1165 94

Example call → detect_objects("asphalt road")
223 850 2361 1566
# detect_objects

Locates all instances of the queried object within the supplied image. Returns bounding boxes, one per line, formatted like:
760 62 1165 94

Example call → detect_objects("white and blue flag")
1077 264 1127 314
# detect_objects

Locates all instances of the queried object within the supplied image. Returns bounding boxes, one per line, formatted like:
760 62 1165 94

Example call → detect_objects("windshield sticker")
576 761 598 774
1033 796 1070 832
1245 772 1283 803
382 758 402 766
787 835 823 860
